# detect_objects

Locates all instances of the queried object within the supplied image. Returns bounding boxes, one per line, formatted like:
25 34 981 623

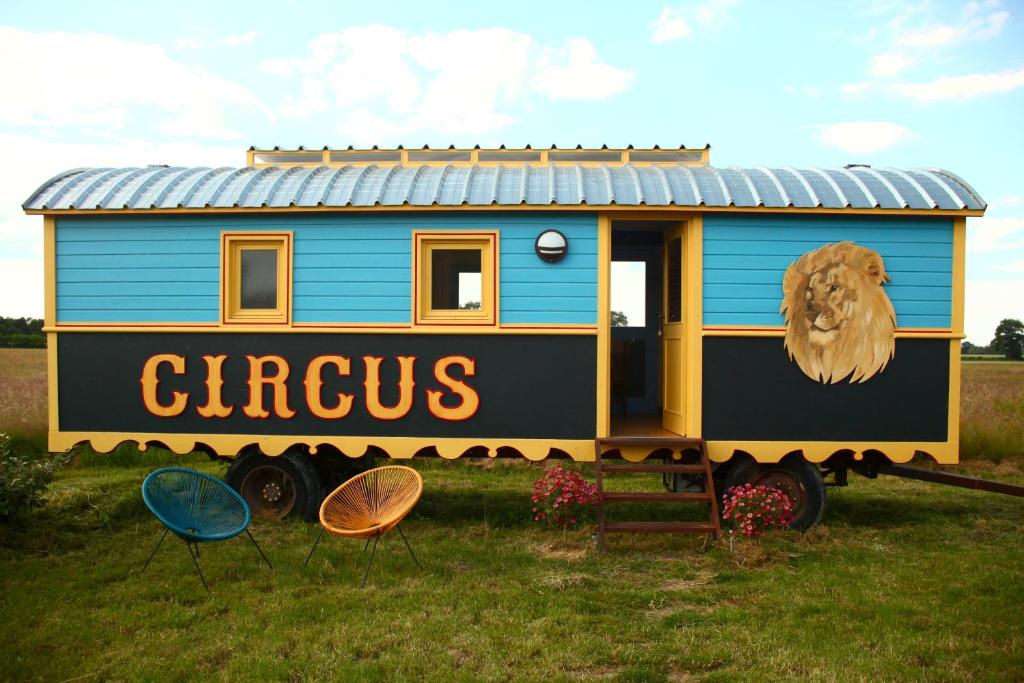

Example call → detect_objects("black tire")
225 449 323 522
721 455 826 531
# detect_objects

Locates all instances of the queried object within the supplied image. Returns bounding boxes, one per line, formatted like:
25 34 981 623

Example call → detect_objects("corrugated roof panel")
802 168 845 208
774 168 816 208
876 168 929 210
849 167 904 209
717 168 756 206
22 163 986 213
51 169 97 209
907 170 962 211
930 169 983 210
690 167 727 206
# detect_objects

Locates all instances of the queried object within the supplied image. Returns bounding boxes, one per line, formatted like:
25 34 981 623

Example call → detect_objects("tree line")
0 317 45 348
962 318 1023 360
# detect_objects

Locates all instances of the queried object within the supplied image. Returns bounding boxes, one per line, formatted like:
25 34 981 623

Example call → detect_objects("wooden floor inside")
610 415 679 438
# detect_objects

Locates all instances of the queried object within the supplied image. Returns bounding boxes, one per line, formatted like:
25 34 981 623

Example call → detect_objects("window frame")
413 231 498 326
220 232 293 325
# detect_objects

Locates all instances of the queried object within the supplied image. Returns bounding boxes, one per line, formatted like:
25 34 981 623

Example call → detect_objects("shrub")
0 432 66 520
531 466 599 530
721 483 793 537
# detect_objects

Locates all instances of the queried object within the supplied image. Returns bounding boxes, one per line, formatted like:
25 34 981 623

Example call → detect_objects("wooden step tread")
603 521 716 534
597 436 705 447
599 463 707 474
601 491 711 503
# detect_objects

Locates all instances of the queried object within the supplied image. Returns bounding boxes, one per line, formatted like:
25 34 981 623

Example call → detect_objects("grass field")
1 349 1023 680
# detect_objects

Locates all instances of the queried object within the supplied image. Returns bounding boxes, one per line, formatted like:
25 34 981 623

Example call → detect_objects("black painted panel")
58 333 596 439
702 337 949 441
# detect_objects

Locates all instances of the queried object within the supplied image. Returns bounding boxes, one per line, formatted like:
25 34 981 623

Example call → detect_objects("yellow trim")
48 431 594 462
702 326 963 339
947 339 961 460
412 231 497 326
43 216 56 327
47 333 59 444
43 323 597 335
221 232 293 325
596 215 611 438
246 147 710 168
24 206 985 218
603 440 956 464
661 222 686 435
684 215 703 437
952 217 966 336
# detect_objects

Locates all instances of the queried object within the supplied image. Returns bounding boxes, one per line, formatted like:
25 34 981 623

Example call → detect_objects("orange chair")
304 466 423 586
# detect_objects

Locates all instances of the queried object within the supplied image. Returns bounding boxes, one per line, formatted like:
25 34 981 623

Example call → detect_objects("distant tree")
961 341 977 354
0 317 45 348
991 318 1024 360
611 311 629 327
460 301 481 310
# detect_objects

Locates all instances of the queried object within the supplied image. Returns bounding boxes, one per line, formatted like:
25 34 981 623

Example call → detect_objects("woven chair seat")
142 467 250 543
319 466 423 539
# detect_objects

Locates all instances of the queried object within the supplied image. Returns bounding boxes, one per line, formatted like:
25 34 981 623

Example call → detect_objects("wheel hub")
240 465 298 519
261 482 282 502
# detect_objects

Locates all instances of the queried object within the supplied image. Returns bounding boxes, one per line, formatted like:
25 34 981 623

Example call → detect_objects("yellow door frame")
596 212 703 438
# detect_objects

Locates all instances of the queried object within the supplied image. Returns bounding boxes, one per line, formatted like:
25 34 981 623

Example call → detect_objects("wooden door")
662 224 686 435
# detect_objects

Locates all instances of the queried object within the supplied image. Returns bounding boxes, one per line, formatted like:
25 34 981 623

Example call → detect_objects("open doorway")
609 221 685 437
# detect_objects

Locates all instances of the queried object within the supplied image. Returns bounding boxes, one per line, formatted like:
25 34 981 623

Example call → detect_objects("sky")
0 0 1021 343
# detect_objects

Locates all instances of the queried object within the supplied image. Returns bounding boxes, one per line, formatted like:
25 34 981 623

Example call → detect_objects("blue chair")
141 467 272 591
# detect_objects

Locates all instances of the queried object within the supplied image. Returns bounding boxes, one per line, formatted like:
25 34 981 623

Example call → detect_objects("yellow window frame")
413 231 498 326
221 232 293 325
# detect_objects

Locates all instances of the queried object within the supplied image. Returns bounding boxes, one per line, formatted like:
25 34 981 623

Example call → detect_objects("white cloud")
890 67 1024 102
869 51 916 77
649 0 737 43
841 82 873 96
651 8 692 43
992 259 1024 273
1001 194 1024 207
0 27 268 139
533 39 634 100
0 260 43 318
964 279 1024 344
177 31 259 50
967 217 1024 253
816 121 913 154
895 2 1009 46
261 27 632 140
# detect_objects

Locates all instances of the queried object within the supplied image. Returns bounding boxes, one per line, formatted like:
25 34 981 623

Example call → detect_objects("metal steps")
594 435 722 550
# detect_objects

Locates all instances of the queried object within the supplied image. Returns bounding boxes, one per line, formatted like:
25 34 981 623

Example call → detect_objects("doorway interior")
609 221 684 437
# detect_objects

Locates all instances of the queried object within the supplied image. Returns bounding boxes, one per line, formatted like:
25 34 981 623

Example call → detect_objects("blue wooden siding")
55 214 598 325
702 215 953 328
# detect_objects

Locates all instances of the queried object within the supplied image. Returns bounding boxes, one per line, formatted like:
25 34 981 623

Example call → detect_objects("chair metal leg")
246 528 273 570
142 528 169 574
304 526 325 566
187 542 210 593
363 537 371 553
396 524 422 569
361 536 379 588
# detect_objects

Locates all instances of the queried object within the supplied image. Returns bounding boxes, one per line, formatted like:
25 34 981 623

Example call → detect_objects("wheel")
721 455 826 531
225 449 323 522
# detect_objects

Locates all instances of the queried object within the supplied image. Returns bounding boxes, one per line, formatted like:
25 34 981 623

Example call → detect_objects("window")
414 232 497 325
221 232 291 324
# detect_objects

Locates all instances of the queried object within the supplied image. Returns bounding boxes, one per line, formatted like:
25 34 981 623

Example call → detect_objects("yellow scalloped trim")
50 431 594 462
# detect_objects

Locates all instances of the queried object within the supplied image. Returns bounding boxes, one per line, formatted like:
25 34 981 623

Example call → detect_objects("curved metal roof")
22 164 985 212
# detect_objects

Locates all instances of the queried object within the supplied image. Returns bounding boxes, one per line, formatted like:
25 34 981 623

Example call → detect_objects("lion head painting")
780 241 896 384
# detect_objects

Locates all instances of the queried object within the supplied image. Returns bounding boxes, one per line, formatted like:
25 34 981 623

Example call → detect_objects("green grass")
1 458 1022 681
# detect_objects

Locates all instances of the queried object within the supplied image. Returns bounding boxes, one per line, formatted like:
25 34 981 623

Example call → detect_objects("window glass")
667 238 682 323
240 249 278 309
611 261 646 327
431 249 482 310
